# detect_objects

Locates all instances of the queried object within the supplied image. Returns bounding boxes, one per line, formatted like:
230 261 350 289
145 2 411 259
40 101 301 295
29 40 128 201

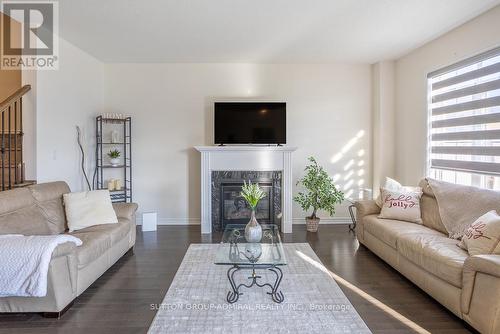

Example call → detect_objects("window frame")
426 46 500 189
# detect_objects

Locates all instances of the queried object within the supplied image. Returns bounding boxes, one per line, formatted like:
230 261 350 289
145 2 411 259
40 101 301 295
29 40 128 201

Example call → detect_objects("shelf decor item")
240 180 266 243
108 149 121 166
111 130 120 143
294 157 345 232
95 116 132 203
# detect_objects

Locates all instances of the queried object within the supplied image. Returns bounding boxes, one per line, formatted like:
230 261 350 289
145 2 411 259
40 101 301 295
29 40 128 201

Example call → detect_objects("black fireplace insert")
211 171 282 231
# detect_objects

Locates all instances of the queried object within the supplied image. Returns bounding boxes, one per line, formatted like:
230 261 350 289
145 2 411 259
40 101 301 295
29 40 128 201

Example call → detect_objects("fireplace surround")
195 146 297 234
211 170 282 231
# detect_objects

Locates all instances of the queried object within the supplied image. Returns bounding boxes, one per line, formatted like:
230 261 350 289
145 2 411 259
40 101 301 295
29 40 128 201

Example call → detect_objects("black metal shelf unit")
95 116 132 203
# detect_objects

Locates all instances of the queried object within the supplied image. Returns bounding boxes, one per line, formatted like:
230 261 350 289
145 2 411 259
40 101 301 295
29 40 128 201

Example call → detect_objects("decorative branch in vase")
240 180 266 243
294 157 345 232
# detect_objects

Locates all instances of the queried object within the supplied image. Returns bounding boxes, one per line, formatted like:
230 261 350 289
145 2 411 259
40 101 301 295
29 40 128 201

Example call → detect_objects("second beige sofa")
355 179 500 334
0 181 138 317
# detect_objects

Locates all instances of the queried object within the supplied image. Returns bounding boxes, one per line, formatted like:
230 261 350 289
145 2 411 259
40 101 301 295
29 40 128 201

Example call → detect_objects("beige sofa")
0 181 138 317
355 179 500 334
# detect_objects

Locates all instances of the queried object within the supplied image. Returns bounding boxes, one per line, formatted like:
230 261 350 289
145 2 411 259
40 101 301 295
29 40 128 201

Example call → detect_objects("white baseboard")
136 217 352 225
292 217 351 225
136 218 200 226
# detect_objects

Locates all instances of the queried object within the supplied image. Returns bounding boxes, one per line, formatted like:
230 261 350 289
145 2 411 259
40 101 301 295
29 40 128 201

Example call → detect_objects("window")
428 47 500 190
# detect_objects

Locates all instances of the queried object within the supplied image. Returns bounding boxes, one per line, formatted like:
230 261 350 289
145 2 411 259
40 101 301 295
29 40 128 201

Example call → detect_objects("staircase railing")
0 84 31 191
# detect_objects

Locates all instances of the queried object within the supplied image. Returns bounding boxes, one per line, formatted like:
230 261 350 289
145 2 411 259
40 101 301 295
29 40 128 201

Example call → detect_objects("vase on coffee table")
240 180 266 243
245 209 262 243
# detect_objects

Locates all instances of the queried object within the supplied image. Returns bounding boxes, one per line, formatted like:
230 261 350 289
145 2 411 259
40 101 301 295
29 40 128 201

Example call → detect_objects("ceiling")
58 0 500 63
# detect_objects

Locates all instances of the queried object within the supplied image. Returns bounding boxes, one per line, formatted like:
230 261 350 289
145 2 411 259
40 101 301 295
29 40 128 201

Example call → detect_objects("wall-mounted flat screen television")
214 102 286 144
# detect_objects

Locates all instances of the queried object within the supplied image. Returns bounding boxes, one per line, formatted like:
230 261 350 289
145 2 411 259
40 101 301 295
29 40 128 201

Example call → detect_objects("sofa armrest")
51 241 77 259
112 202 138 220
462 255 500 314
50 241 79 301
461 255 500 333
464 254 500 277
354 200 380 220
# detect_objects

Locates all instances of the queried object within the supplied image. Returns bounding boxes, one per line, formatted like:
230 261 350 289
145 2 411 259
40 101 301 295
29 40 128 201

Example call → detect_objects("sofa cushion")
459 210 500 256
69 219 131 268
375 177 421 207
378 187 423 224
418 179 447 234
64 190 118 232
0 205 53 235
398 234 468 287
0 187 34 214
421 194 448 234
0 187 53 235
74 218 131 244
69 230 111 268
363 214 443 249
427 178 500 239
29 181 70 234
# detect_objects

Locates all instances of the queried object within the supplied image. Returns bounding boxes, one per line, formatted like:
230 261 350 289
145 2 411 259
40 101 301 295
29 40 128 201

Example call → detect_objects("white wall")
21 70 37 181
372 61 396 195
104 64 372 224
28 4 500 227
395 6 500 185
35 37 104 191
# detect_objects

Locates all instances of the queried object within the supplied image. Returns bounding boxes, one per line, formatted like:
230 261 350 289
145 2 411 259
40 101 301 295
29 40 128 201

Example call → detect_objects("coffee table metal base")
226 264 284 304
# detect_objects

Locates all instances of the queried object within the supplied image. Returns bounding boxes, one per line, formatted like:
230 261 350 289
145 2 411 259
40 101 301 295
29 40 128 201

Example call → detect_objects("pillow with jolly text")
375 177 420 207
378 187 423 224
458 210 500 256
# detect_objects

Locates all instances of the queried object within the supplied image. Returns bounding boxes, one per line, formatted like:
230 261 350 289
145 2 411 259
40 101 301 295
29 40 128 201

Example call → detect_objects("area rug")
148 243 371 333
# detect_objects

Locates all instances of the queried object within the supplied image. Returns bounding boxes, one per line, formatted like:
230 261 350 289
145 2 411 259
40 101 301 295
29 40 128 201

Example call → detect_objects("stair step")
13 180 36 188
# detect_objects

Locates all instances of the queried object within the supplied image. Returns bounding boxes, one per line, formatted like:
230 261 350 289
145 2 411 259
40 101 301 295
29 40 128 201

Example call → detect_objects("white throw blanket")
0 234 82 297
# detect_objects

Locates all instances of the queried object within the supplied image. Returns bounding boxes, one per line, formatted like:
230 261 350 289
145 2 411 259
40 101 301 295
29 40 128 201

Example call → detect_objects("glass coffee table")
214 224 286 304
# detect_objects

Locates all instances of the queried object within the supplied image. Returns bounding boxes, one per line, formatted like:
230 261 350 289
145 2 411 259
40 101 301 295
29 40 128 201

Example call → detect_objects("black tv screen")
214 102 286 144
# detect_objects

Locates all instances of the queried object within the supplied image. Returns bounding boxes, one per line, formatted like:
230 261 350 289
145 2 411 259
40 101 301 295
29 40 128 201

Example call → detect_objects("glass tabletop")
214 224 287 266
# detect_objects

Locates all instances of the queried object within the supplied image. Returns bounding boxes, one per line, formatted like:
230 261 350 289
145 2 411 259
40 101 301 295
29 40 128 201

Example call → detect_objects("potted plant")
294 157 345 232
240 180 266 243
108 149 121 166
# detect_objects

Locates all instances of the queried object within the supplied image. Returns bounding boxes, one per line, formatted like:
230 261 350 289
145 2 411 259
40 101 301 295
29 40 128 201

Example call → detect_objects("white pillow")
375 177 420 207
459 210 500 256
378 187 423 224
63 190 118 232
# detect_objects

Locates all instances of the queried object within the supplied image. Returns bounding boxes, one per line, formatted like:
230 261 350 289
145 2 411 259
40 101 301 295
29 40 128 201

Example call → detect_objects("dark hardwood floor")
0 225 471 334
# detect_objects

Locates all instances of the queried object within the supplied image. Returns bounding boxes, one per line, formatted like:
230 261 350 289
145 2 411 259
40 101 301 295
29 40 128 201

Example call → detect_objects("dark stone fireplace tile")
211 171 282 232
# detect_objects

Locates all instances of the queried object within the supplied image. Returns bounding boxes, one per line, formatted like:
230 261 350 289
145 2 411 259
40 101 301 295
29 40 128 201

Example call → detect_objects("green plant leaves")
293 156 344 218
107 149 121 158
240 180 266 210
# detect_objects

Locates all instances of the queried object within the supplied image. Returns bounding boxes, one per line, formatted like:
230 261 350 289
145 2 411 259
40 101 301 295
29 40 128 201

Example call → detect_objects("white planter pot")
109 158 120 166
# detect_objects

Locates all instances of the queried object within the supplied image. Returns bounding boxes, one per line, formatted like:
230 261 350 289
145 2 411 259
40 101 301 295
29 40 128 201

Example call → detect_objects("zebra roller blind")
428 47 500 179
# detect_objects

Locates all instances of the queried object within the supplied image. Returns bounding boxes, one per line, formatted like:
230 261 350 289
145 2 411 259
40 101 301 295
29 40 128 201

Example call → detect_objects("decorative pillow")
375 177 420 207
378 187 423 224
63 190 118 232
459 210 500 256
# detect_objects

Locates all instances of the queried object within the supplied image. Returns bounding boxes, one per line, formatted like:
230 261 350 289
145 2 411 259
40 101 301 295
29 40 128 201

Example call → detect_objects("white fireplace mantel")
195 146 297 234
